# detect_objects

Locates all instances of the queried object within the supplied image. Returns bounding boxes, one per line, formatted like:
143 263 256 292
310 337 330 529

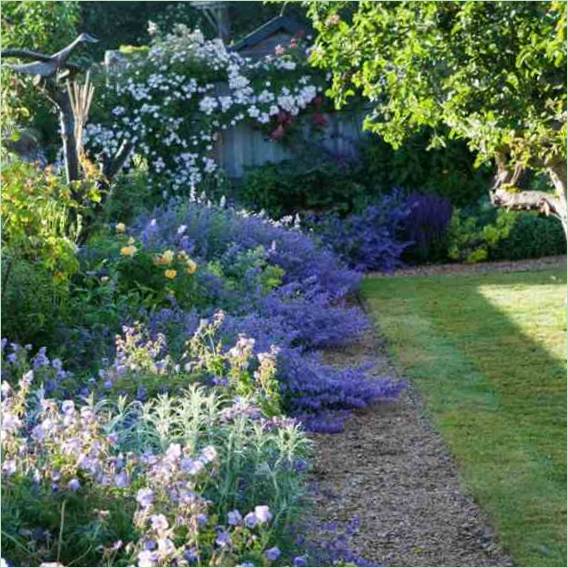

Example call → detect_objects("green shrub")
0 159 84 279
446 203 565 264
360 130 492 207
237 126 492 220
0 158 87 347
100 168 161 226
238 159 369 218
0 258 70 347
491 213 566 260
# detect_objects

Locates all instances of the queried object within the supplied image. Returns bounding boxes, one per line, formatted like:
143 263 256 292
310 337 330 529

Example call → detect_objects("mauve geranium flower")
138 549 158 568
114 470 130 488
150 514 169 532
254 505 272 524
200 445 217 463
215 530 231 548
264 547 281 561
244 512 258 528
136 488 154 508
227 510 242 525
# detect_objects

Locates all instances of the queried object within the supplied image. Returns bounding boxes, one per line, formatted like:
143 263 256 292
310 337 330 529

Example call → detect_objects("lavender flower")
264 547 281 561
137 488 154 508
244 512 258 529
215 530 231 548
68 478 81 492
227 510 242 526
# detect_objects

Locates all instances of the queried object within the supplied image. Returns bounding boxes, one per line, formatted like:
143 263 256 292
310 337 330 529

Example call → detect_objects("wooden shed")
215 111 368 179
231 15 306 59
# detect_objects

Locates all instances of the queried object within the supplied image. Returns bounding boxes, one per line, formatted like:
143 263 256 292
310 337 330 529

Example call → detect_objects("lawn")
362 268 567 567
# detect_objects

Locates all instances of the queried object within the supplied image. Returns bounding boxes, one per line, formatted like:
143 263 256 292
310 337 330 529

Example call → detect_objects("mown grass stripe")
362 269 567 567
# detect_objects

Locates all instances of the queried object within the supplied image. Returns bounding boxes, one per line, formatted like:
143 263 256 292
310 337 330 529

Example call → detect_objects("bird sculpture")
4 33 98 82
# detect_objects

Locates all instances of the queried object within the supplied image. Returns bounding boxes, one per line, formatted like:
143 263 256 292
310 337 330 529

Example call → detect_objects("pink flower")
312 113 328 128
271 125 285 140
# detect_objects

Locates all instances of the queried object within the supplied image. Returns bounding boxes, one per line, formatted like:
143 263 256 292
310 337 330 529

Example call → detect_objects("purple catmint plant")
133 200 361 299
401 192 453 262
143 308 401 433
126 198 404 431
308 190 413 272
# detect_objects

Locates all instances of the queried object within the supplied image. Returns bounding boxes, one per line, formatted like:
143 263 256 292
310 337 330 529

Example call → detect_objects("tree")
1 0 81 146
306 1 567 234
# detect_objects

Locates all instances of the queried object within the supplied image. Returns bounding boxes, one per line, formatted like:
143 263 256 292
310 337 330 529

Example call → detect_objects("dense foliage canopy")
306 1 567 231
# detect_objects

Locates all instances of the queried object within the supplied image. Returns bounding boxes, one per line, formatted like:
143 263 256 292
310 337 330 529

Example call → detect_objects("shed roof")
231 15 305 52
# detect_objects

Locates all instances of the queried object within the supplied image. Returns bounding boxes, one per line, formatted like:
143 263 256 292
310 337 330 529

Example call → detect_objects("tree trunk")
490 152 567 239
547 161 567 237
58 92 81 185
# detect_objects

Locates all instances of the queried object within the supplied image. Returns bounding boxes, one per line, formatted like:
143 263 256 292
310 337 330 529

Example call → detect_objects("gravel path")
368 255 566 279
309 326 513 567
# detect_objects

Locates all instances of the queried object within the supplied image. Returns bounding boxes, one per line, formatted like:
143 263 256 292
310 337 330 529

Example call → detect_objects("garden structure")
1 2 566 568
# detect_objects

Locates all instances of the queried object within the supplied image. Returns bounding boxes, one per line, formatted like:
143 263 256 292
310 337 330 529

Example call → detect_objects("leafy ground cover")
362 267 567 566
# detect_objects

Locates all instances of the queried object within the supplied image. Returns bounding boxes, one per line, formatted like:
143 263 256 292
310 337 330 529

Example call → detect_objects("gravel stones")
309 328 513 567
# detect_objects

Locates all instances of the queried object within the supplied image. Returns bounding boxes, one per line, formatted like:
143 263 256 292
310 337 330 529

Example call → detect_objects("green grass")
362 268 567 567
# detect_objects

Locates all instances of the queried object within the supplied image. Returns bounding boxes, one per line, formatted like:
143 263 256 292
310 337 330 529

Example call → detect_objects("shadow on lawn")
362 269 567 567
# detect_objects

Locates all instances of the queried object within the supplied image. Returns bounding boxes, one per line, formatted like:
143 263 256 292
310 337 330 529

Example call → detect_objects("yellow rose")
120 245 137 257
164 269 177 279
186 259 198 274
162 250 175 264
115 222 126 233
155 250 174 265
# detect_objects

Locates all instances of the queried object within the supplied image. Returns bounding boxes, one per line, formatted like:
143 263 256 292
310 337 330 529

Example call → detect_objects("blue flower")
184 548 198 562
244 512 258 528
215 530 231 548
264 547 281 561
227 510 242 525
254 505 272 524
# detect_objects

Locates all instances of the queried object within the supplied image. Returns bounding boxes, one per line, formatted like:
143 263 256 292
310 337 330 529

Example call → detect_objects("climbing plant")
86 24 327 196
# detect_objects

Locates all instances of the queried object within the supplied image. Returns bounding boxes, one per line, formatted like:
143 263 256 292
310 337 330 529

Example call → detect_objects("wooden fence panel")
215 110 368 178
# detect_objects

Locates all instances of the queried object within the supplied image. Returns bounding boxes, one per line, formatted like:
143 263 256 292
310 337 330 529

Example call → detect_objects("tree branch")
490 149 565 221
490 187 563 217
1 48 82 74
102 139 133 182
2 48 51 61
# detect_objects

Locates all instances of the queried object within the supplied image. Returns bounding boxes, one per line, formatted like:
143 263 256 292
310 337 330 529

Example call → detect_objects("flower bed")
2 184 402 566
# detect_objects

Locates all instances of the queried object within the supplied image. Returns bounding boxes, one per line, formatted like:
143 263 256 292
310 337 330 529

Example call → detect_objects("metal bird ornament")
4 33 98 82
